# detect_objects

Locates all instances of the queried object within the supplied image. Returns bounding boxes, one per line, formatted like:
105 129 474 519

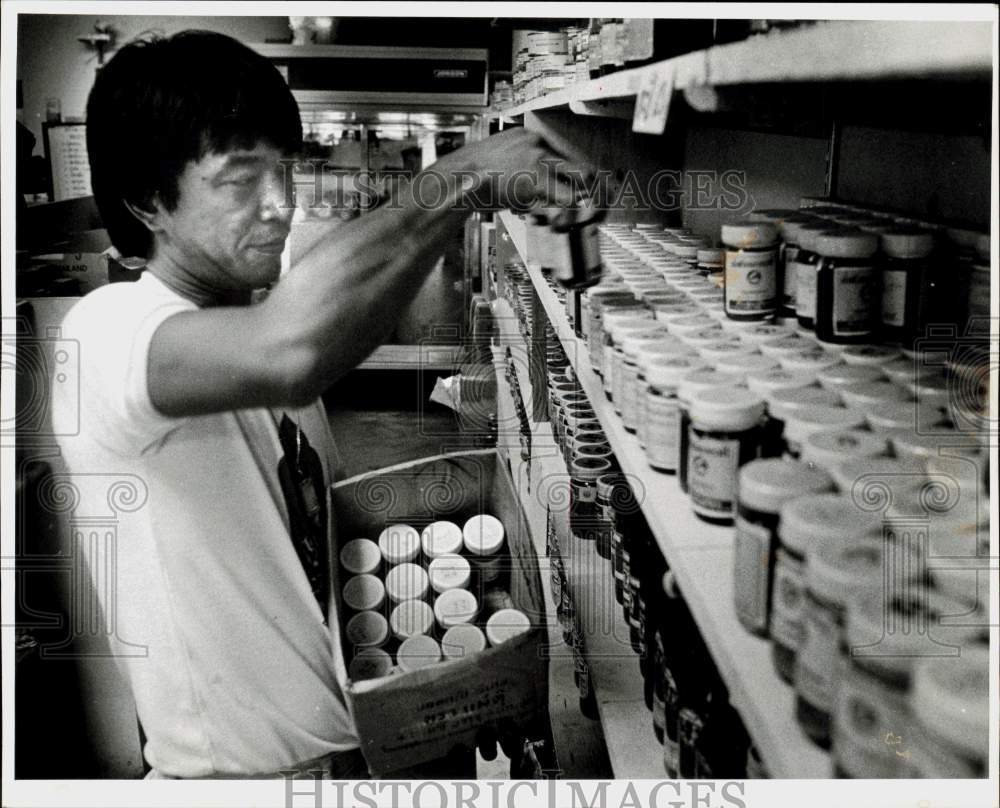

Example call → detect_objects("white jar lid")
830 455 925 495
698 341 760 364
441 624 488 661
463 514 506 556
646 356 710 390
778 216 816 242
348 647 394 682
911 645 989 759
738 458 833 514
420 521 464 559
877 357 927 385
652 304 702 324
816 363 884 390
815 229 878 258
880 228 936 259
342 574 386 612
747 208 798 223
345 610 390 649
715 353 780 377
697 247 725 264
839 381 912 409
925 454 985 497
759 333 816 358
664 313 719 336
765 385 841 422
612 323 666 347
434 589 480 629
602 311 654 334
571 455 613 480
677 368 745 403
779 349 844 373
721 220 778 249
689 387 766 432
682 328 741 348
864 400 935 433
626 335 682 363
746 368 816 396
784 406 866 446
839 344 902 366
737 323 794 346
378 524 421 565
390 599 435 640
887 426 963 462
806 536 889 607
385 563 429 604
340 538 382 576
396 635 442 673
798 223 839 252
778 494 881 554
673 243 700 260
485 608 532 646
802 428 887 471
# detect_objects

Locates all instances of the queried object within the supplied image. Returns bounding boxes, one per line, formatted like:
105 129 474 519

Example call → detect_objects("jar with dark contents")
733 459 834 638
762 385 841 458
696 247 725 280
792 222 835 331
687 388 766 525
594 473 620 561
776 215 816 319
814 229 881 344
569 456 613 544
722 221 779 321
610 477 641 606
590 298 645 375
879 228 937 348
534 198 605 290
676 369 745 494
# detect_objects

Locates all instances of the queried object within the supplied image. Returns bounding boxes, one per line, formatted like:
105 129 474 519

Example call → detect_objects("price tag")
631 64 675 135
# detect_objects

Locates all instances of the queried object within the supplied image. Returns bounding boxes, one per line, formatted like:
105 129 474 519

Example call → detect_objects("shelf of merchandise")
497 211 831 778
503 20 993 117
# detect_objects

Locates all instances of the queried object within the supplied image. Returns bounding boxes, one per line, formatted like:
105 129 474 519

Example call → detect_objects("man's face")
155 142 294 290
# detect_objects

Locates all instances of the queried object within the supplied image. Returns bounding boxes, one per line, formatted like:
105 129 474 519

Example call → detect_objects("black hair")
86 30 302 259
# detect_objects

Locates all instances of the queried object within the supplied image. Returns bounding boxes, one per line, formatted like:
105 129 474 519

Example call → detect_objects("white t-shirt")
52 272 360 777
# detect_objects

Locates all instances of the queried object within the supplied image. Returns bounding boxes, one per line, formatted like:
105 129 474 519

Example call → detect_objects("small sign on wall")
43 122 92 201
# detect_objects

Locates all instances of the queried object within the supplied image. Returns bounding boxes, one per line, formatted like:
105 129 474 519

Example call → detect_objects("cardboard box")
329 449 548 775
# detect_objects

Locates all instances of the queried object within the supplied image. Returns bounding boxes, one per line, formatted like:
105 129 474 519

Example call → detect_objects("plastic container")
830 455 925 501
745 368 816 397
733 459 834 637
440 623 488 662
779 348 843 375
714 352 781 379
772 495 883 684
758 332 815 359
378 524 421 565
342 574 386 613
349 647 395 681
570 456 613 542
879 229 937 347
385 563 429 605
814 230 880 343
696 247 725 278
346 610 391 650
736 323 794 347
420 521 464 560
396 635 442 673
433 588 479 630
762 386 841 457
815 363 884 391
643 357 704 473
782 406 866 459
389 599 435 641
722 221 779 321
839 344 902 367
340 538 382 576
801 428 887 473
776 216 816 317
687 388 766 524
839 380 912 410
791 222 835 330
462 514 507 585
485 608 532 646
677 369 746 493
427 553 472 594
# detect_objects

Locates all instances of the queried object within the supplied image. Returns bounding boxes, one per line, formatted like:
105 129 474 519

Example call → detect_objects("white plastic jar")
815 363 884 392
839 380 912 410
396 635 442 673
378 524 421 565
385 562 429 605
340 538 382 576
440 623 488 661
420 521 464 560
485 608 532 646
801 428 887 474
733 458 834 637
782 406 866 459
839 344 902 367
390 599 435 641
779 348 844 375
745 367 817 398
433 588 479 631
463 514 507 585
722 221 779 321
677 369 745 494
643 357 706 473
758 332 816 359
762 386 841 457
427 553 472 594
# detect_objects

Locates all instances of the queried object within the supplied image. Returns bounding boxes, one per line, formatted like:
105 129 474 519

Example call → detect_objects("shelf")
497 211 831 778
504 20 993 117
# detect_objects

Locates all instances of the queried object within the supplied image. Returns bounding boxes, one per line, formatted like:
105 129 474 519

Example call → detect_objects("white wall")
16 14 291 155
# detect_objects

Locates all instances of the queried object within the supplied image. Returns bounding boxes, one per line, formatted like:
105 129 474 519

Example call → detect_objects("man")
52 30 584 779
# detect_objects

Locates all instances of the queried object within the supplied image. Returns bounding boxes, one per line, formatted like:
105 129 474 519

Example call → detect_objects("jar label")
688 433 741 517
831 265 878 336
832 663 907 778
881 268 907 328
733 516 773 633
770 548 806 652
725 249 778 314
793 259 816 320
795 596 843 713
612 529 626 582
646 394 680 470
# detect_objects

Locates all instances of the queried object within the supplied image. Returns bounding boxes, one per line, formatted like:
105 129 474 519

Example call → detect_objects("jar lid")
390 599 435 640
602 311 655 333
845 589 980 677
621 331 672 359
816 363 884 390
785 406 866 446
664 314 720 336
485 608 532 646
830 455 925 495
434 588 479 628
945 227 981 249
420 521 464 559
737 323 794 346
802 428 887 471
778 494 881 554
378 524 421 565
840 344 902 366
689 387 765 432
715 353 780 377
427 553 472 594
880 228 936 259
815 229 878 258
839 380 912 409
682 327 741 348
340 538 382 576
612 322 666 346
738 458 833 513
348 647 394 682
596 472 624 499
759 332 816 358
385 562 429 604
698 341 760 364
779 349 844 373
806 536 888 607
441 623 488 661
652 304 702 324
346 610 390 649
721 221 778 249
342 574 386 612
678 368 745 402
911 645 989 758
746 367 817 396
571 456 613 479
697 248 725 264
747 208 798 223
396 635 442 672
765 385 841 421
880 357 943 386
646 356 709 390
778 216 816 242
673 244 700 260
463 514 506 556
